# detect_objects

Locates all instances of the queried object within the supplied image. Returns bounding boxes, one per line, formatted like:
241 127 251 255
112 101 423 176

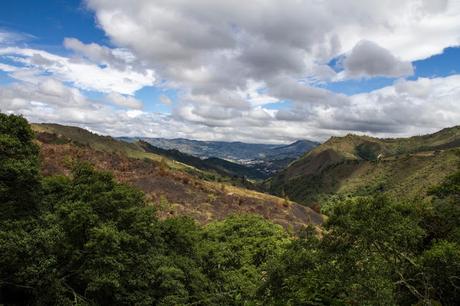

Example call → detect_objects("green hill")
266 126 460 205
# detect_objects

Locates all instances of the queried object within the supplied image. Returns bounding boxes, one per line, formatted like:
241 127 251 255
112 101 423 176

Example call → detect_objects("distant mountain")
118 137 319 175
266 126 460 206
138 141 267 180
265 140 320 160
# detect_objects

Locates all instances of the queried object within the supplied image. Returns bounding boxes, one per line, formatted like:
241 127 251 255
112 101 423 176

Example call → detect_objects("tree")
0 113 41 218
201 214 289 305
263 196 427 305
0 113 45 304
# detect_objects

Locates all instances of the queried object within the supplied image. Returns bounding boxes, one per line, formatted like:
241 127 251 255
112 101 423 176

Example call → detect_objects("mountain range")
118 137 319 176
31 122 460 221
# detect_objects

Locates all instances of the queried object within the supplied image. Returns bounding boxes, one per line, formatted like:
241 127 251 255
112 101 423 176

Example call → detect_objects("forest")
1 113 459 305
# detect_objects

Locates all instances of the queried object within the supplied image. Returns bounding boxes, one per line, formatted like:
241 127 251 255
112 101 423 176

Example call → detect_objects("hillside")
120 137 319 174
267 126 460 205
32 123 323 230
34 124 266 181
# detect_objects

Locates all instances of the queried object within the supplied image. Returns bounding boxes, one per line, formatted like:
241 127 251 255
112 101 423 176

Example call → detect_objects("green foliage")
263 197 420 305
263 184 460 305
355 141 382 161
419 241 460 305
428 170 460 200
2 113 460 305
201 215 289 304
0 113 41 218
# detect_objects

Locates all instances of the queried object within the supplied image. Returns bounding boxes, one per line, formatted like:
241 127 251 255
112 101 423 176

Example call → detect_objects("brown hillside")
34 128 323 231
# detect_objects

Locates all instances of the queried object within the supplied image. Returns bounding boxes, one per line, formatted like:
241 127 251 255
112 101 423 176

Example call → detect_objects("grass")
268 125 460 206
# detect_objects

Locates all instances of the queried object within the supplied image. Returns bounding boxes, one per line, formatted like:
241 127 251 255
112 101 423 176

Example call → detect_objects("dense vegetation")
1 113 459 305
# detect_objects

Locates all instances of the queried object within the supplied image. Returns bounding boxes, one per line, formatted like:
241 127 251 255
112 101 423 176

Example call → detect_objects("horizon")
32 120 459 145
1 0 460 143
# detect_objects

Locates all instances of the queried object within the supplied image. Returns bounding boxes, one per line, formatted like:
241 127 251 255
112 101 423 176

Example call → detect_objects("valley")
35 122 460 213
119 136 319 177
32 123 323 231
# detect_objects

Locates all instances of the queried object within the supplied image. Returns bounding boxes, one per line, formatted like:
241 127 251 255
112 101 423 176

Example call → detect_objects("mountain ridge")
266 125 460 205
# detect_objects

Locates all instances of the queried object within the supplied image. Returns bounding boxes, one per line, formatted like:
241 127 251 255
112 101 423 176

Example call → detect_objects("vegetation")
264 170 460 305
267 129 460 205
1 114 459 305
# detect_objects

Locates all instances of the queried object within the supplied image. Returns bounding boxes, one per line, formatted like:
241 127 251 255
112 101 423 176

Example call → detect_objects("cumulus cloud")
341 40 414 78
64 37 117 64
81 0 460 135
268 77 348 107
86 0 460 79
4 72 460 143
0 78 88 110
315 75 460 136
64 38 139 70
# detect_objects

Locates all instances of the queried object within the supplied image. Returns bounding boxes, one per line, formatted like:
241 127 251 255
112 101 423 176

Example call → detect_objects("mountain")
118 137 319 175
138 141 267 180
32 123 323 230
266 126 460 206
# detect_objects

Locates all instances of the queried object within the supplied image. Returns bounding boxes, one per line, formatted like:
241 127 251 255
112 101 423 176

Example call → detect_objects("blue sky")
1 0 460 142
0 0 175 114
0 0 105 48
325 47 460 95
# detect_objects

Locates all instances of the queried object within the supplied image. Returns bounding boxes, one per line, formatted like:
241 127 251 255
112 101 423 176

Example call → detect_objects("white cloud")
0 77 88 109
0 29 34 45
0 63 17 72
63 37 139 70
315 75 460 136
106 92 143 109
2 74 460 143
0 44 155 95
82 0 460 138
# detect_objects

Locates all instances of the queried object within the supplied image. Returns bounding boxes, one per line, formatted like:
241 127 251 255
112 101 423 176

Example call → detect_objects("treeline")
1 113 459 305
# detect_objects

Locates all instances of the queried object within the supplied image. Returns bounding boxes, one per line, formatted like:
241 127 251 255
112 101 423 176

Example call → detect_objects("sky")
0 0 460 143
